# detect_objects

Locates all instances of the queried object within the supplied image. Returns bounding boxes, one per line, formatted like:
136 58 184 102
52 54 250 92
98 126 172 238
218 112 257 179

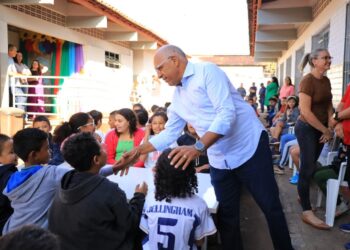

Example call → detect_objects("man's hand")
168 146 201 170
114 148 140 176
335 122 344 139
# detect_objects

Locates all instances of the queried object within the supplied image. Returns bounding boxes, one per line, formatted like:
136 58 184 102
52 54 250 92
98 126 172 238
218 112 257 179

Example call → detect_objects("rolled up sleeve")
205 65 236 135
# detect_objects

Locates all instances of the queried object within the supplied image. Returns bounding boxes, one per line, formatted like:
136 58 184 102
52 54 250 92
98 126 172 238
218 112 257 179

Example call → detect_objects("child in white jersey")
140 148 216 250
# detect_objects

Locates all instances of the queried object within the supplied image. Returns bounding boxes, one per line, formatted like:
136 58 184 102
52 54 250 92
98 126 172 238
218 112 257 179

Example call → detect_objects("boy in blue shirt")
3 128 117 234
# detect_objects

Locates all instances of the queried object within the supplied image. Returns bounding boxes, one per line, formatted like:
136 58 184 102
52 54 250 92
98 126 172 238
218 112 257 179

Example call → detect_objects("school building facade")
249 0 350 105
0 0 169 119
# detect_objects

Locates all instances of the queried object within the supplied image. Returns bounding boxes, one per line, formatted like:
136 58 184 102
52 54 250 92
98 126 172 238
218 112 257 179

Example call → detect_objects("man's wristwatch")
333 111 340 122
194 140 206 152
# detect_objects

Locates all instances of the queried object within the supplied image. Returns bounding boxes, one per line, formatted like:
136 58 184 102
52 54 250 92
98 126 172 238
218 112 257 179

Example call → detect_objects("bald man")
118 45 293 250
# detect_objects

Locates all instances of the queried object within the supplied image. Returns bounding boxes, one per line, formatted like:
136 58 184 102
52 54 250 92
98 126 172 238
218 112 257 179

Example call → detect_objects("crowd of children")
0 104 216 250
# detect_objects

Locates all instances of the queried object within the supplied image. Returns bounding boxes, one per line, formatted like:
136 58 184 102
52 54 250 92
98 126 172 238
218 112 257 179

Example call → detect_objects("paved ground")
205 111 350 249
207 168 350 250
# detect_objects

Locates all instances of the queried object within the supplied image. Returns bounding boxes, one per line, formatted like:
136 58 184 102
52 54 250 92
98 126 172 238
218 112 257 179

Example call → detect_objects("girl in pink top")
279 76 295 100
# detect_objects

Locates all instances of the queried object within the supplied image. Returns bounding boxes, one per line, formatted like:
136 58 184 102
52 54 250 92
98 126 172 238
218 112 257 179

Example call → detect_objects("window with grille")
344 4 350 92
312 25 330 50
105 51 120 69
294 46 305 92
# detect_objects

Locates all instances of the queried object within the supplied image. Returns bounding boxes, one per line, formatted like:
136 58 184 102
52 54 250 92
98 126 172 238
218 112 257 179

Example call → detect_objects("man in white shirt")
118 45 293 250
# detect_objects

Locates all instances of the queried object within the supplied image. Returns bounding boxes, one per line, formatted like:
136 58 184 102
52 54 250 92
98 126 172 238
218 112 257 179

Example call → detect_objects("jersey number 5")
157 217 178 250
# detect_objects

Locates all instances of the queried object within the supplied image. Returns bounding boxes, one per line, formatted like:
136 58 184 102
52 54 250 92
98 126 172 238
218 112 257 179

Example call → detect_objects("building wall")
277 0 348 105
133 50 174 109
0 4 136 116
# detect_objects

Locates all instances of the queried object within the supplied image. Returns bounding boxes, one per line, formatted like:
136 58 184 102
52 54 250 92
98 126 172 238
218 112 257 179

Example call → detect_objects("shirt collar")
180 61 195 87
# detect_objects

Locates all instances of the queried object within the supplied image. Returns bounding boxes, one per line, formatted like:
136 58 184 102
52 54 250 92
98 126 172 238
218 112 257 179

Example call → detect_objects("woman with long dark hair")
105 108 145 167
295 48 334 230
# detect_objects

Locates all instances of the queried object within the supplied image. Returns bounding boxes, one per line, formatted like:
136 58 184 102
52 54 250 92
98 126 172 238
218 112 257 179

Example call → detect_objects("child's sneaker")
289 173 299 185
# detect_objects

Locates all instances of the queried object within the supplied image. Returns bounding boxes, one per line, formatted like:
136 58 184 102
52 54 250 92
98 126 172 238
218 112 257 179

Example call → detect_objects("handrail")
9 74 109 118
10 75 108 82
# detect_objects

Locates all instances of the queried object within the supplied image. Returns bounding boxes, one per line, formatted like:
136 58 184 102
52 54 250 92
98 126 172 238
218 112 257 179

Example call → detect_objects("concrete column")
0 20 9 108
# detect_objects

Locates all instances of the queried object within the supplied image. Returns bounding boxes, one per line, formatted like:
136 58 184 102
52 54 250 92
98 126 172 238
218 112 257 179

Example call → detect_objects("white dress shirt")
150 62 264 169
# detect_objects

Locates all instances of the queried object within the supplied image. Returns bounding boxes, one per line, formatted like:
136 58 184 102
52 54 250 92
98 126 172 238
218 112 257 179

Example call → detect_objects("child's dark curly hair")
155 148 198 203
13 128 48 162
62 133 101 172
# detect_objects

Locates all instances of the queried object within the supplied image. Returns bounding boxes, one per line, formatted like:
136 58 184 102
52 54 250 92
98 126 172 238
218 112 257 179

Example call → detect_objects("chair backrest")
326 151 338 166
338 161 348 183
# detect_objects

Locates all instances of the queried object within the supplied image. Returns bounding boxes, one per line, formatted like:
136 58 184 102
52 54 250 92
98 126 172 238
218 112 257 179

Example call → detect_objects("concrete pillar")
0 20 9 108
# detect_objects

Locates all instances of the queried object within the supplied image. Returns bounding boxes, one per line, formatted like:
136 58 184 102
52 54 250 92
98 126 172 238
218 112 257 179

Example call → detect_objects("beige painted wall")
277 0 348 105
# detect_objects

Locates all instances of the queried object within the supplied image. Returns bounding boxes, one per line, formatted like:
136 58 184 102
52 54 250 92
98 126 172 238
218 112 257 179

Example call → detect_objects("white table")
107 166 218 214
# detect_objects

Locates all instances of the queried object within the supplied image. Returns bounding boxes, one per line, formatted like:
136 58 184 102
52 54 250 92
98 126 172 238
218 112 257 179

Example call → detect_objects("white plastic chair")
326 151 338 165
287 125 296 172
325 161 347 227
315 151 338 208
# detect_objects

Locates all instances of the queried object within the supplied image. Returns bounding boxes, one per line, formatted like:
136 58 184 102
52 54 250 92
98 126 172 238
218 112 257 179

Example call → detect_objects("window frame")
105 51 120 69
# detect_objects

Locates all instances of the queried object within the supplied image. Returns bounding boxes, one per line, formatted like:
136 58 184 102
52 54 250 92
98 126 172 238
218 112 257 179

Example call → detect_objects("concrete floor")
207 168 350 250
